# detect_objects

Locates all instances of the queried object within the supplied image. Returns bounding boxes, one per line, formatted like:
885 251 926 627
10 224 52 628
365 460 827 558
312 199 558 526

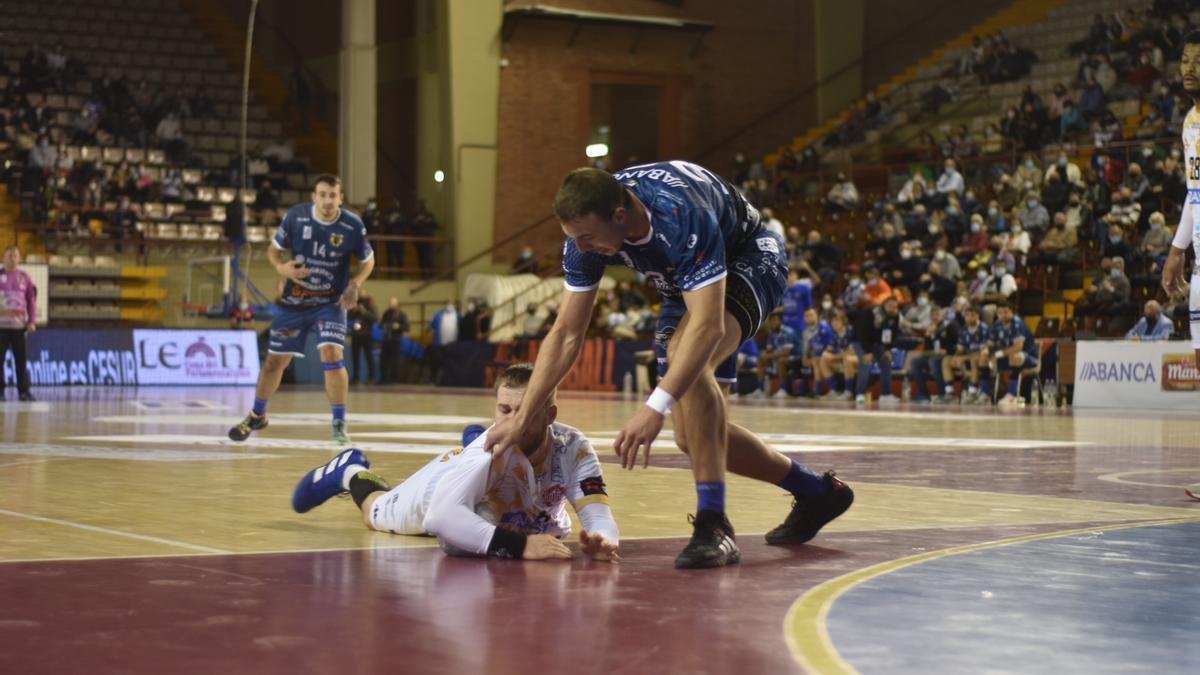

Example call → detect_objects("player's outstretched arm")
616 278 726 469
489 286 597 454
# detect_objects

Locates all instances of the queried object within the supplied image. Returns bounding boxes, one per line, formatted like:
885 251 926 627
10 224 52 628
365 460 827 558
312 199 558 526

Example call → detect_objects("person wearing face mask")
993 174 1020 212
1064 192 1091 230
861 266 894 308
230 295 255 330
379 297 411 384
908 305 960 404
1015 154 1042 192
1004 219 1032 262
1138 211 1172 270
976 262 1017 320
1125 300 1174 341
1030 212 1079 265
956 214 990 259
935 159 964 200
1102 223 1133 266
818 294 836 322
900 293 934 334
1041 171 1070 214
1125 162 1152 204
930 247 961 281
511 245 540 275
1018 194 1050 232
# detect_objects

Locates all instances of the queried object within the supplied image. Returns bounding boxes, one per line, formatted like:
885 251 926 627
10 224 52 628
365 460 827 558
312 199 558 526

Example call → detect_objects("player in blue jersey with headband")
486 161 854 569
227 173 375 445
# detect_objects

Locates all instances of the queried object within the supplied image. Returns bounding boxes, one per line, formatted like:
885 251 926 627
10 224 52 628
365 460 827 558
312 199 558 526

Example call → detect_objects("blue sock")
332 405 346 423
1007 377 1018 396
252 397 268 416
777 459 829 498
979 378 991 395
825 377 837 393
696 481 726 513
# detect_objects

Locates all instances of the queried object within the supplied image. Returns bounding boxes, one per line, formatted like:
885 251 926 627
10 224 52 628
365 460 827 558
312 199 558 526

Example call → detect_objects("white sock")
341 464 367 490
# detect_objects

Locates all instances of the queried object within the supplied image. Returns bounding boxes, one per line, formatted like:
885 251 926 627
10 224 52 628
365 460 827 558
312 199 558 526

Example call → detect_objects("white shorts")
366 475 438 535
1191 272 1200 350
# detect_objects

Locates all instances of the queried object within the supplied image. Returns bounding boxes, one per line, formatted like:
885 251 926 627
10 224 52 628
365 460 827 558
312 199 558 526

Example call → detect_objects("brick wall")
495 0 818 262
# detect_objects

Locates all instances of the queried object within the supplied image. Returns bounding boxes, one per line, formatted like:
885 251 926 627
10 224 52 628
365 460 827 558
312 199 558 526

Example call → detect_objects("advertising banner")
1073 340 1200 409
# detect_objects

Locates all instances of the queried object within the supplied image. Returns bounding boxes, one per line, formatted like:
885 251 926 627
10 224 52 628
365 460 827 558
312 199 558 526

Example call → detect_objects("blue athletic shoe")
462 424 487 447
292 448 370 513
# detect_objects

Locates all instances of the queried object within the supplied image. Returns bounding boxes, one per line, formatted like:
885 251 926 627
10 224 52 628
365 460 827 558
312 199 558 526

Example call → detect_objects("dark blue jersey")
821 327 852 355
765 325 800 355
958 322 991 353
781 281 813 334
562 161 759 300
805 321 835 357
991 316 1038 357
272 203 373 308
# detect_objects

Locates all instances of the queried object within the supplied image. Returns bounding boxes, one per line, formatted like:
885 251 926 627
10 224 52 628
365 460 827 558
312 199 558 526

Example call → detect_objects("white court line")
589 431 1080 449
65 434 452 455
0 443 281 462
89 413 488 427
1097 468 1200 489
0 508 230 555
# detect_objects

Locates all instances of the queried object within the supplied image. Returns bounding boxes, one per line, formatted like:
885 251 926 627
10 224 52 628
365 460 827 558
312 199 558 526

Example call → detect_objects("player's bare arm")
488 286 598 454
615 278 726 469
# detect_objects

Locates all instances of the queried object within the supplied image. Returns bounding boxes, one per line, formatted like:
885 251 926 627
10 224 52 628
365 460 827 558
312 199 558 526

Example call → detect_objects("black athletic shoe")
228 412 269 442
765 471 854 545
674 509 741 569
18 392 34 402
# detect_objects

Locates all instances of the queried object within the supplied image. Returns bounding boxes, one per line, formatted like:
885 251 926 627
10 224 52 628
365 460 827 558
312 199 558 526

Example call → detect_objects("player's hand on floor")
614 406 664 470
524 534 575 561
277 260 310 282
579 529 620 563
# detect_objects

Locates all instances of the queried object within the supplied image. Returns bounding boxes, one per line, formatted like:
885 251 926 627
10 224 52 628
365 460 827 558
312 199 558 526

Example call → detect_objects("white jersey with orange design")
1172 105 1200 347
366 421 618 555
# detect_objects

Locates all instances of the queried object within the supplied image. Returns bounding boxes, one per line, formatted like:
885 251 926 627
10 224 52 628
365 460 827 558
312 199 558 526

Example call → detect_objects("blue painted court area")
827 521 1200 674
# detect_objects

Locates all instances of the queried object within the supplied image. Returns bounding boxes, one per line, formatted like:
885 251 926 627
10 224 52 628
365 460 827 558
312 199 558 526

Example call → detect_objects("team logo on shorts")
329 233 344 247
757 237 780 254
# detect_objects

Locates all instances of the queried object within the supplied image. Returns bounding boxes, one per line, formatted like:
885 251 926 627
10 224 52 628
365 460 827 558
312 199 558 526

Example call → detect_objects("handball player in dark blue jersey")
487 162 853 568
227 174 375 446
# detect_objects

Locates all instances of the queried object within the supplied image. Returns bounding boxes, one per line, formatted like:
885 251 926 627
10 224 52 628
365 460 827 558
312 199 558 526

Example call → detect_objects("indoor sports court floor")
1 386 1197 674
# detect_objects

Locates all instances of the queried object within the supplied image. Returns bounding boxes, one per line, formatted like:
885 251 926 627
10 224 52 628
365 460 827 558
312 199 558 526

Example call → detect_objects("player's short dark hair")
553 168 630 222
965 305 980 315
496 362 555 405
312 174 342 191
994 301 1011 311
1185 31 1200 49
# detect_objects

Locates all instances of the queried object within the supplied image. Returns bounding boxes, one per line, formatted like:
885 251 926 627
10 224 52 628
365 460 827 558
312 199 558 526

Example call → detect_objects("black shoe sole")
764 489 855 546
674 548 741 569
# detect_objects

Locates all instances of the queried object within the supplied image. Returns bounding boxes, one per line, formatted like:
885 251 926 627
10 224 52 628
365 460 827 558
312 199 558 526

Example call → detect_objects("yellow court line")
783 517 1200 675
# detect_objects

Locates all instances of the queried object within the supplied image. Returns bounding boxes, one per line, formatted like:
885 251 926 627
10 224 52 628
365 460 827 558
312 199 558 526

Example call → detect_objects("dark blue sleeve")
273 209 294 249
675 208 727 292
356 222 374 261
561 239 606 291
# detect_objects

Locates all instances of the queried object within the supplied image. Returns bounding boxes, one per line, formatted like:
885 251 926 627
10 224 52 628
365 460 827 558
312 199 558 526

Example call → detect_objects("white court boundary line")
0 508 231 555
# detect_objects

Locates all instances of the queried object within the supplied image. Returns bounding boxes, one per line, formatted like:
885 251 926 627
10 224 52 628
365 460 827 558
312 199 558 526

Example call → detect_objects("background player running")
291 364 620 562
228 174 375 445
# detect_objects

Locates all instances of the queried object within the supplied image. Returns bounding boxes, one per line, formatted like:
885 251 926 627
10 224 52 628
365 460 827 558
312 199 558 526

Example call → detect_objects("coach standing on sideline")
0 245 37 401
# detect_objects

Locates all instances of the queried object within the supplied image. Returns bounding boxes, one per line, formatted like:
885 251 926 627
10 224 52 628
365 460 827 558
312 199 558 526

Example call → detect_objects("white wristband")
645 387 675 415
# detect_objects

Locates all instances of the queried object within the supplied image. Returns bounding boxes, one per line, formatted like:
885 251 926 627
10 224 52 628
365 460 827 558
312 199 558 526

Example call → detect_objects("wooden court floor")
1 386 1197 674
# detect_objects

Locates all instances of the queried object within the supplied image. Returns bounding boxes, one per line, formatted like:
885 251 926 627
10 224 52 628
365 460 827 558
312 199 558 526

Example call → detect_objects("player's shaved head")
554 168 630 223
497 363 555 406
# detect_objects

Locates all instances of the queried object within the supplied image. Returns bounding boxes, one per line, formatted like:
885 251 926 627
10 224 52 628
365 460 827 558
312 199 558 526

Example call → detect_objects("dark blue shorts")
268 303 347 356
654 230 788 385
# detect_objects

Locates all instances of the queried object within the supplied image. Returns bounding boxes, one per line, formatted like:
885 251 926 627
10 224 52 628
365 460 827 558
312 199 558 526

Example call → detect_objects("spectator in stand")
230 296 254 329
1125 300 1173 341
1128 50 1161 92
383 198 407 273
1078 257 1131 317
1079 76 1106 119
155 111 186 163
511 245 539 275
990 302 1040 406
935 159 965 207
851 295 901 404
28 135 55 170
519 302 545 339
909 305 959 403
160 167 184 203
982 123 1004 154
378 297 410 384
861 265 894 308
1030 212 1079 266
254 180 280 222
825 173 860 213
1137 211 1172 269
870 203 904 237
1102 223 1133 267
1018 194 1050 234
1059 100 1088 139
1041 170 1071 216
108 195 139 245
993 174 1021 213
900 291 934 335
931 245 962 281
817 312 856 400
889 241 923 292
189 86 215 117
1104 187 1141 236
802 230 842 290
975 259 1017 319
760 207 785 238
956 214 989 261
896 171 930 206
1002 219 1032 264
